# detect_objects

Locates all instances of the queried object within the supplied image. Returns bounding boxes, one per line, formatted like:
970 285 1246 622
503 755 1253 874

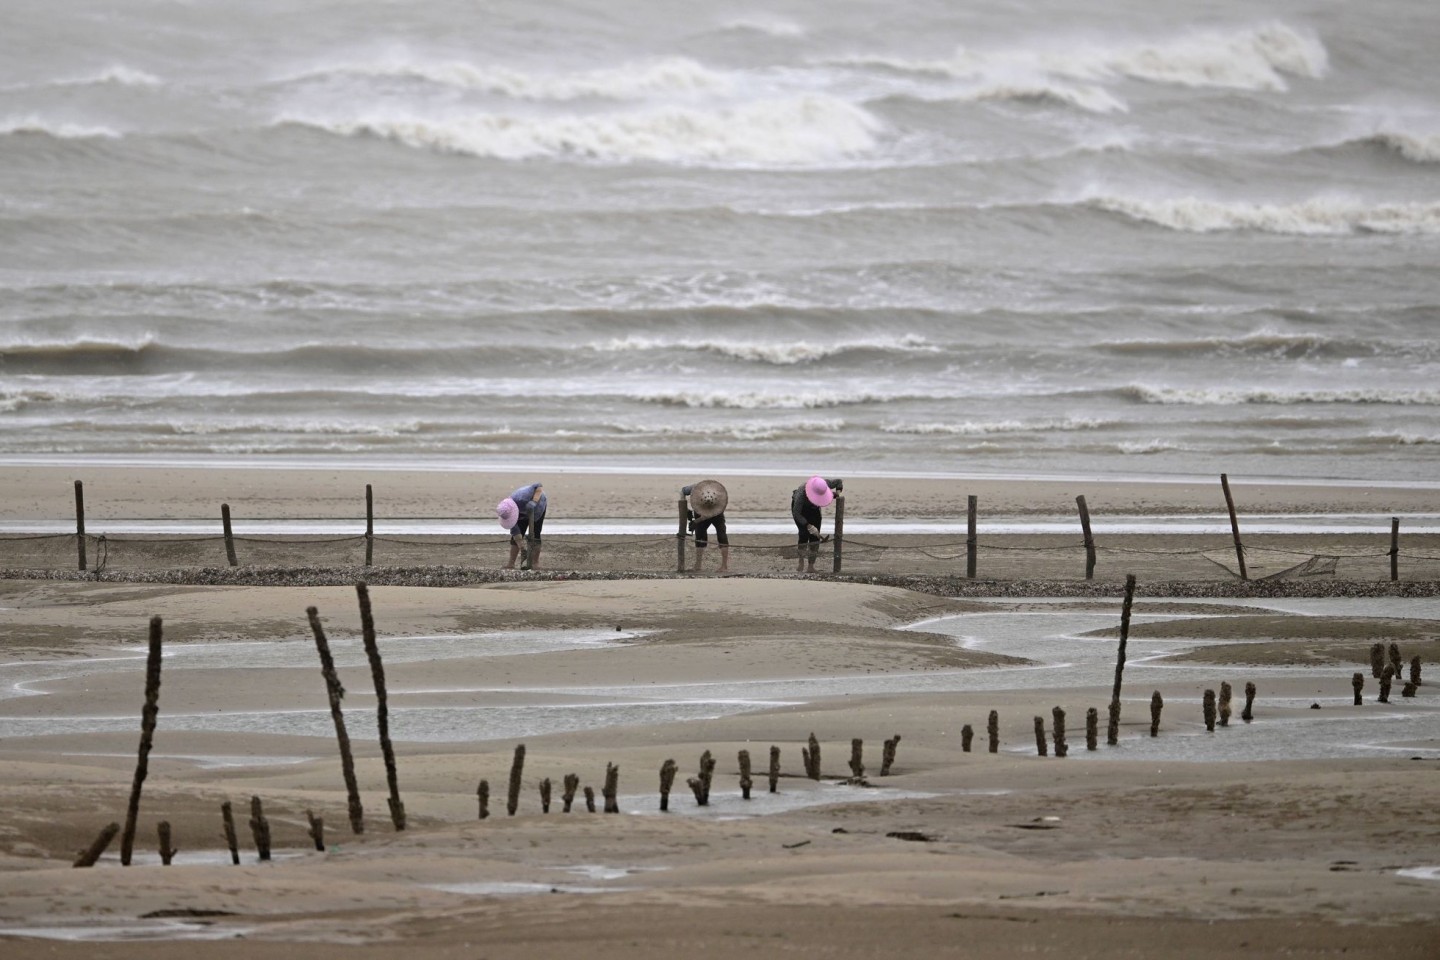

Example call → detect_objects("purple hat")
804 475 834 507
496 497 520 529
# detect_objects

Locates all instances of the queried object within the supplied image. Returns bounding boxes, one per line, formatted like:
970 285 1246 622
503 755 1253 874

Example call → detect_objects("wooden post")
1086 708 1098 750
540 778 552 813
1388 643 1403 679
306 810 324 851
960 725 973 752
1220 474 1246 581
524 501 538 570
584 787 596 813
307 606 364 834
365 484 374 568
74 480 87 571
739 750 753 799
687 750 715 805
221 503 238 566
659 759 678 811
1379 665 1393 703
677 497 688 573
158 820 176 865
73 822 119 868
848 739 864 779
832 494 845 574
507 744 526 816
1108 574 1136 746
880 735 900 775
1033 716 1048 756
768 746 780 793
966 495 978 579
1203 690 1216 732
1351 672 1364 706
1052 707 1067 757
1242 682 1256 723
1410 656 1422 687
1388 515 1399 581
222 801 240 864
987 710 999 754
563 773 579 812
248 796 271 862
1076 495 1096 580
1150 691 1163 737
477 780 490 819
1370 642 1385 679
357 582 405 830
120 615 163 866
603 763 619 813
804 733 821 780
1218 681 1233 727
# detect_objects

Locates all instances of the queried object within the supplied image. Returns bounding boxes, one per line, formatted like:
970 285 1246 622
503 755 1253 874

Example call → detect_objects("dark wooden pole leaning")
74 822 119 867
832 494 845 574
677 497 688 573
1388 521 1399 581
1107 574 1136 746
524 502 538 570
356 582 405 830
1219 474 1247 581
1076 495 1096 580
120 615 164 866
365 484 375 567
307 606 364 834
966 495 978 579
222 802 240 864
74 480 87 571
221 503 238 567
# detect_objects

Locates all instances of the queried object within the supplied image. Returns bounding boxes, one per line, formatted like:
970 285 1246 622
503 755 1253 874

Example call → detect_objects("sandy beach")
1 464 1438 957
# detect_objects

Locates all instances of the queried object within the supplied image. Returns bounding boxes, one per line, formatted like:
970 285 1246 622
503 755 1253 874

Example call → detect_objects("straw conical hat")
689 480 728 520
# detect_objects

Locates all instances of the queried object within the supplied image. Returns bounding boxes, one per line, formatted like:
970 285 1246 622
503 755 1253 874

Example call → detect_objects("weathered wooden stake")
676 497 688 573
848 739 864 779
659 759 678 811
1388 643 1403 680
1218 681 1233 728
804 733 821 780
157 821 176 865
1370 642 1386 679
477 779 490 819
248 795 271 862
1402 680 1418 698
832 494 845 574
987 710 999 753
307 606 364 834
603 763 619 813
74 479 87 571
507 744 526 816
1352 672 1364 705
1379 665 1393 703
120 615 163 866
1033 716 1048 756
523 501 538 570
74 822 119 867
966 495 978 579
562 773 579 812
1052 707 1067 757
1390 517 1400 581
739 750 753 799
1149 691 1163 737
1242 681 1256 723
1108 573 1136 746
768 746 780 793
221 503 238 566
584 786 596 813
1410 656 1422 687
221 801 240 864
540 778 552 813
880 735 901 775
365 484 375 567
1203 689 1217 732
687 750 715 806
1220 474 1247 580
357 582 405 830
1086 707 1098 751
306 810 324 851
960 725 974 753
1076 495 1096 580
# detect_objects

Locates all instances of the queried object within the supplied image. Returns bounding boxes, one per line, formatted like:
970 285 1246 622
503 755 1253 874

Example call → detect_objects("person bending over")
496 481 547 570
682 480 729 573
791 476 842 573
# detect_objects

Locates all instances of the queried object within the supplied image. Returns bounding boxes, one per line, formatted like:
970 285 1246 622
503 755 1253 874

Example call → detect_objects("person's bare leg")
505 539 520 569
528 543 541 570
691 544 705 572
717 546 730 573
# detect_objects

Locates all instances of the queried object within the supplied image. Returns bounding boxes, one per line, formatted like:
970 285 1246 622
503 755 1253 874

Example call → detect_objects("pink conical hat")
496 497 520 529
804 475 834 507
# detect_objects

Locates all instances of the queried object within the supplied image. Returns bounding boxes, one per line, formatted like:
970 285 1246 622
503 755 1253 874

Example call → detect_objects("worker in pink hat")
791 476 842 573
497 481 546 570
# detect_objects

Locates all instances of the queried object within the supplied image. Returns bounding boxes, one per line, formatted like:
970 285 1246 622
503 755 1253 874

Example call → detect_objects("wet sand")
1 465 1439 956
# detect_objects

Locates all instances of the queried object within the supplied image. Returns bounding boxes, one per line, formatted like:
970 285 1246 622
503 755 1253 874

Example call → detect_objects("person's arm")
791 488 810 528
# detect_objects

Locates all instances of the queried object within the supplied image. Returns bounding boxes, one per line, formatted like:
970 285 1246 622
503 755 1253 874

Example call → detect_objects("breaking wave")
0 116 122 139
880 417 1111 435
1090 196 1440 235
1122 385 1440 406
591 334 935 364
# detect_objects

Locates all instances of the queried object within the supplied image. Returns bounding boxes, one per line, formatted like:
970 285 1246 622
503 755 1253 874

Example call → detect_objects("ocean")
2 0 1437 482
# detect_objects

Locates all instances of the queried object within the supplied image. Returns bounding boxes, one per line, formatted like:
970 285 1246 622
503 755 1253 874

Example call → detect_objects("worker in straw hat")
681 480 730 573
496 481 547 570
791 476 842 573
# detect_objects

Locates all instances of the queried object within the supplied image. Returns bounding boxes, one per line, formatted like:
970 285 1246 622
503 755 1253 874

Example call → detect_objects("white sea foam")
591 334 933 364
1091 196 1440 236
278 95 882 166
718 16 806 38
0 116 121 139
881 417 1110 435
3 65 161 92
963 81 1126 114
1117 439 1185 454
1126 385 1440 406
1372 131 1440 164
286 55 729 101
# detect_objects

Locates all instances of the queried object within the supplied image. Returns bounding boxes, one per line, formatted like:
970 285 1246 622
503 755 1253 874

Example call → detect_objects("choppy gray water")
2 1 1437 480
